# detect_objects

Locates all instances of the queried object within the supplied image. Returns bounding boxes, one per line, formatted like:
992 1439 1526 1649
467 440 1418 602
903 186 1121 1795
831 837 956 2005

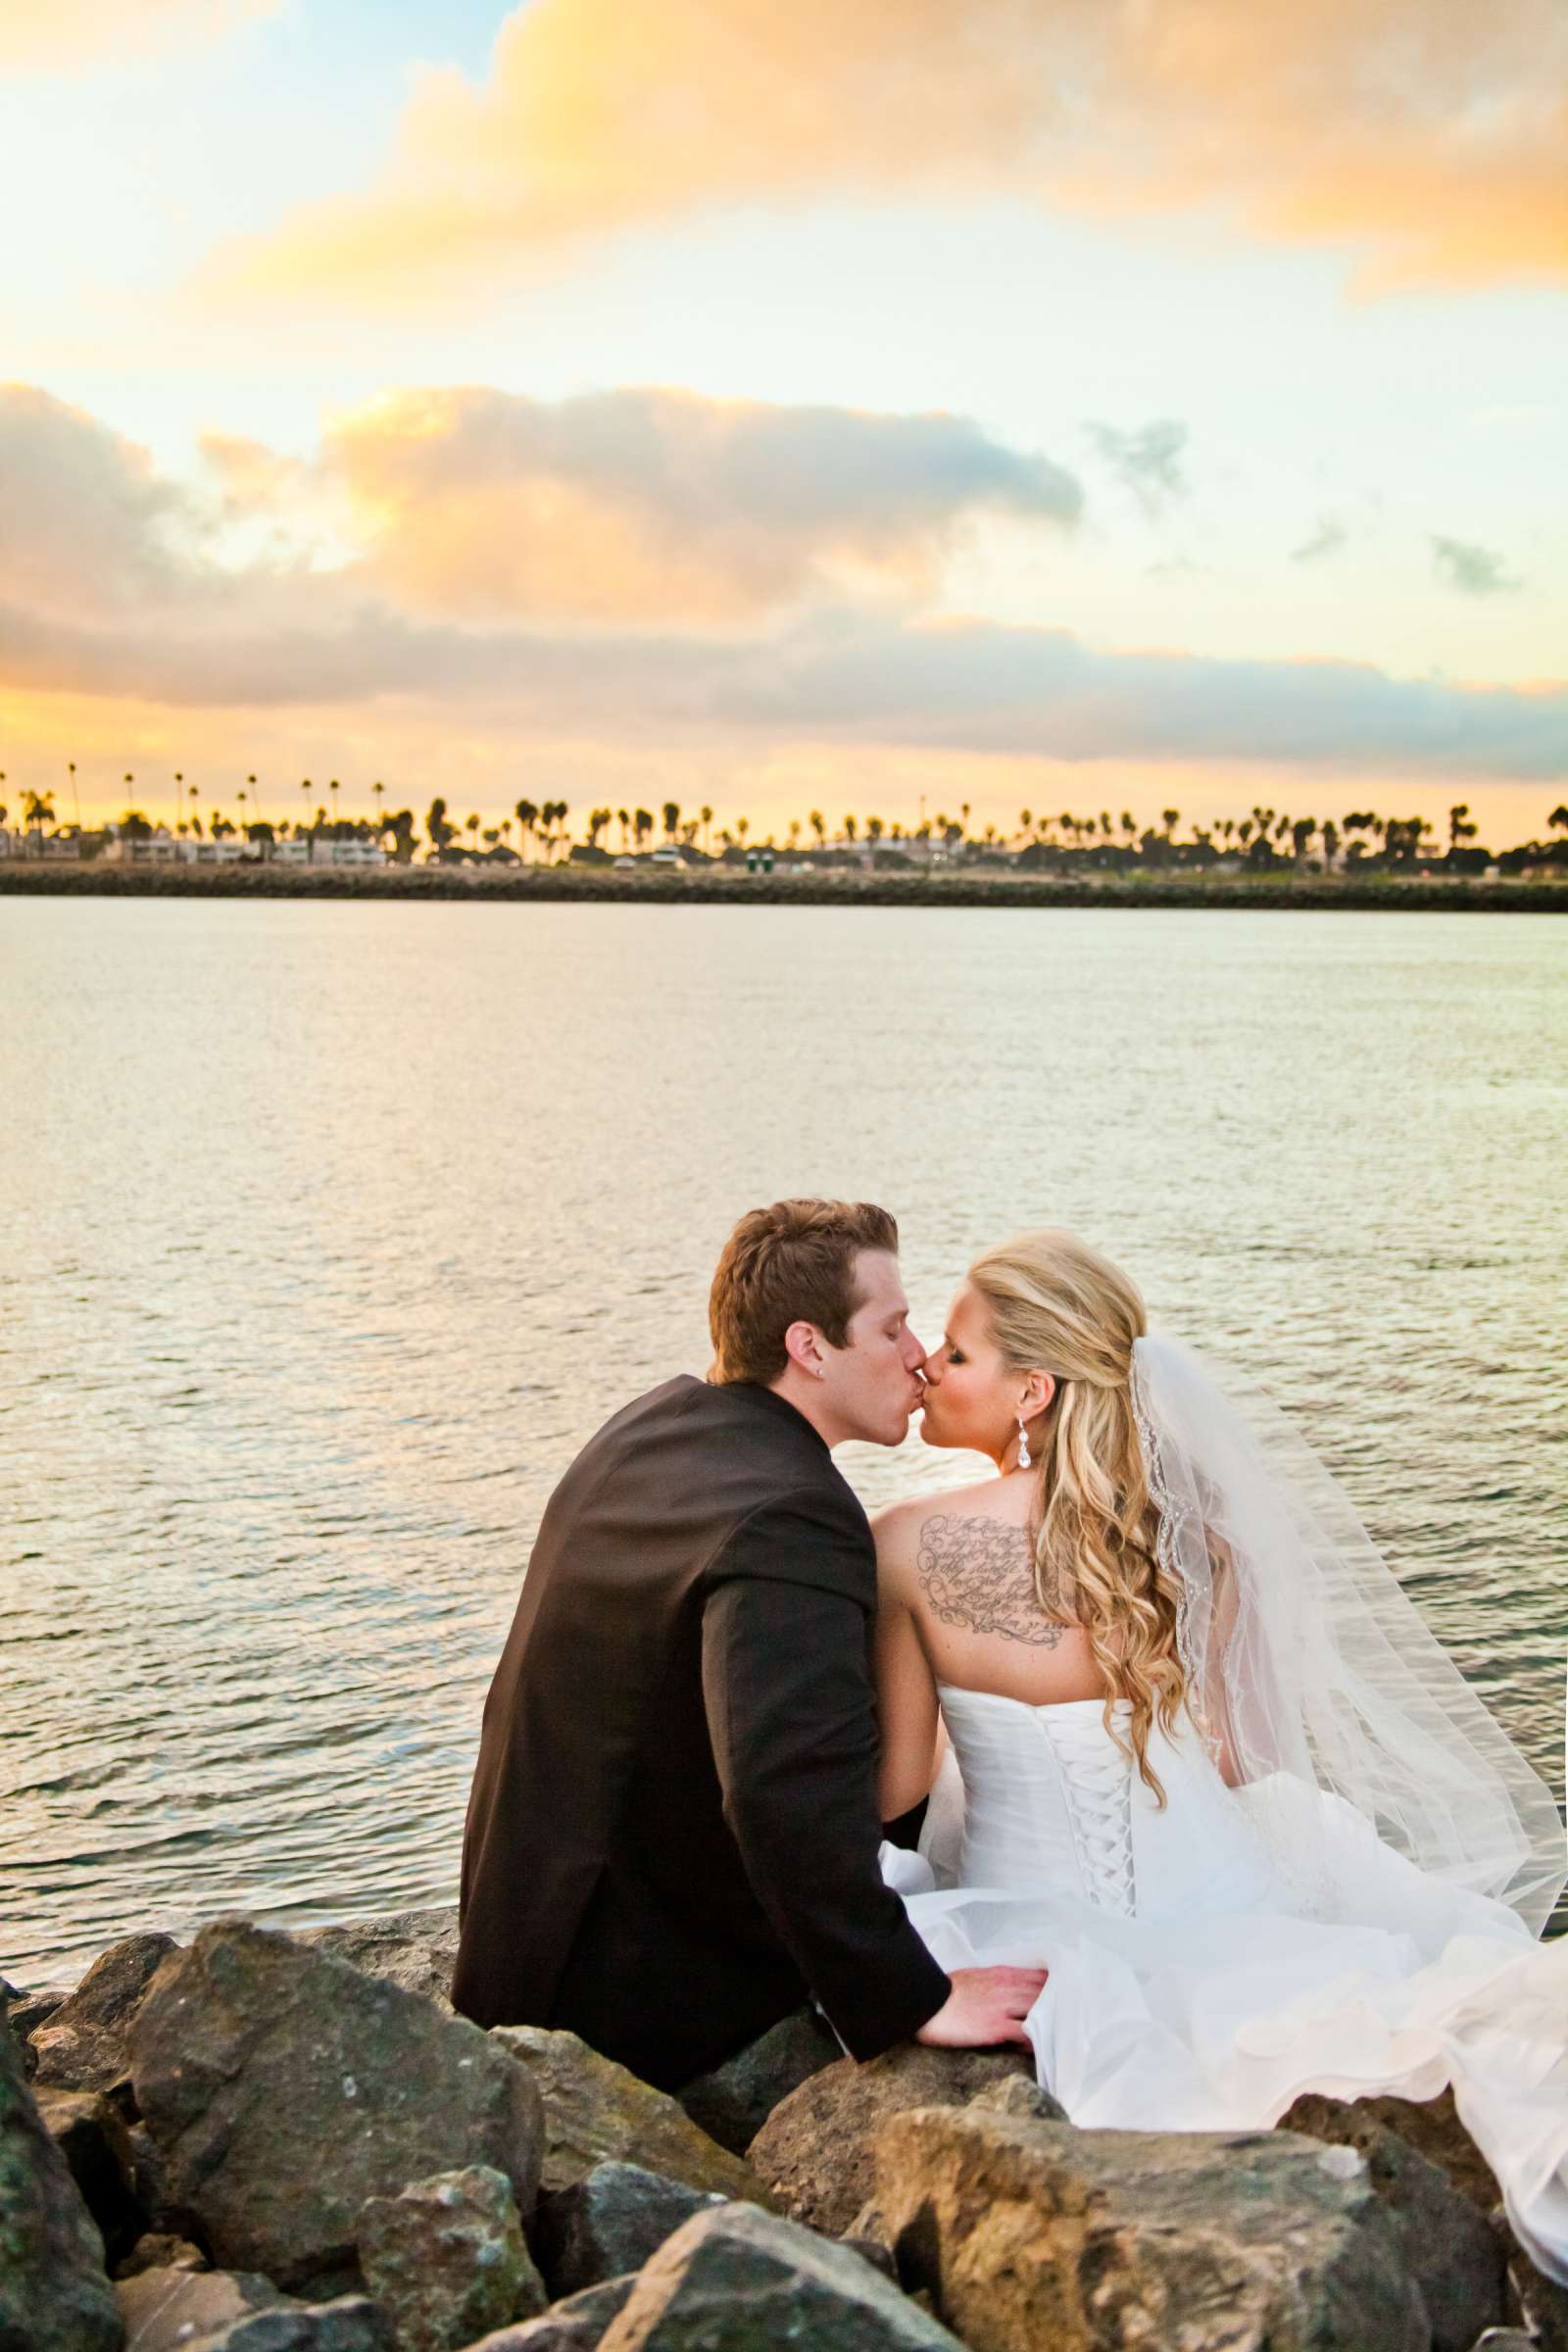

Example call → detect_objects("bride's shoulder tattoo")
915 1513 1072 1646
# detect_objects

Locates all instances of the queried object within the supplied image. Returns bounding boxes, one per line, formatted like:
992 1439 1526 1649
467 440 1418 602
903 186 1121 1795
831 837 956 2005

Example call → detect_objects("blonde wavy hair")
967 1229 1186 1800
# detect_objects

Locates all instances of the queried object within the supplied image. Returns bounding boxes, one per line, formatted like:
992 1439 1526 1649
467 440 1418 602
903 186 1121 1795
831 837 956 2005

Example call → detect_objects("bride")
872 1229 1568 2284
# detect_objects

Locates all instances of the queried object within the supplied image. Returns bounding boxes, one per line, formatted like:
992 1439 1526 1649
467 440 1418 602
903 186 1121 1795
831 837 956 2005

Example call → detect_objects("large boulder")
491 2028 762 2203
0 2010 122 2352
30 1934 178 2099
115 2268 388 2352
748 2044 1034 2236
874 2105 1430 2352
595 2202 966 2350
534 2163 728 2297
1268 2096 1502 2350
676 2009 842 2157
129 1922 543 2289
35 2083 145 2265
466 2277 637 2352
1280 2086 1500 2217
357 2165 547 2352
297 1909 459 2015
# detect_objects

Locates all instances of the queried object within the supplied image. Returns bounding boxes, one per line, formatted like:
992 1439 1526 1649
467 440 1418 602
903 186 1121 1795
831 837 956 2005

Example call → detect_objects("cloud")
1431 534 1522 596
4 381 1561 784
0 383 207 615
1085 419 1188 514
318 387 1082 623
0 0 273 69
191 0 1568 313
1292 518 1348 564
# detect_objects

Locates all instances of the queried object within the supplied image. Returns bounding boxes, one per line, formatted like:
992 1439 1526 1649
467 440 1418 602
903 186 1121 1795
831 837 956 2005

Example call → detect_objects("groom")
453 1198 1043 2089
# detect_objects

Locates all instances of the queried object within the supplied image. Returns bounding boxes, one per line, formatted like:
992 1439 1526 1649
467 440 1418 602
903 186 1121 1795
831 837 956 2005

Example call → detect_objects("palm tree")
735 816 750 847
372 780 385 832
329 779 340 833
809 809 826 849
24 789 56 831
1548 806 1568 834
1121 811 1137 840
635 808 655 850
700 805 714 853
1161 808 1180 836
788 817 802 850
466 812 480 852
247 772 259 821
616 807 631 851
514 799 538 860
236 783 248 835
301 780 313 834
1019 808 1033 844
662 800 681 843
1101 810 1113 838
843 814 858 845
866 816 884 847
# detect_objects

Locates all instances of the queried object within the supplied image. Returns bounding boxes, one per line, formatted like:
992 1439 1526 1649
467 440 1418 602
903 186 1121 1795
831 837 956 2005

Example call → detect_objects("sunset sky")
3 0 1565 842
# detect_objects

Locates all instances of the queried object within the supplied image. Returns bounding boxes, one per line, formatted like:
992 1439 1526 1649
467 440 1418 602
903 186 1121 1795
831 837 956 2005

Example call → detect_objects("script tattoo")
915 1514 1075 1646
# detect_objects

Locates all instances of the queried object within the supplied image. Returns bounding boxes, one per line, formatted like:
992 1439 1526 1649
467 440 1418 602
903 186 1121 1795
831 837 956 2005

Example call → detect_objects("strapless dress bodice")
933 1683 1281 1922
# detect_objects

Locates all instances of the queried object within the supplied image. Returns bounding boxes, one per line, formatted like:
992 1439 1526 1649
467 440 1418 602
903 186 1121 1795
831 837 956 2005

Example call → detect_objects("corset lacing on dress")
1037 1702 1137 1916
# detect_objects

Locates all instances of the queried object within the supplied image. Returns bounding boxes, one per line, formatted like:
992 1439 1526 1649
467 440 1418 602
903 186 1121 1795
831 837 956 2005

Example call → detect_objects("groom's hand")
914 1966 1048 2051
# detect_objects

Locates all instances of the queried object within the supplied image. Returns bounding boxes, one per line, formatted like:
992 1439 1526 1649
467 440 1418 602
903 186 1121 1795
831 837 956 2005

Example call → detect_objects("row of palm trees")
5 765 1568 865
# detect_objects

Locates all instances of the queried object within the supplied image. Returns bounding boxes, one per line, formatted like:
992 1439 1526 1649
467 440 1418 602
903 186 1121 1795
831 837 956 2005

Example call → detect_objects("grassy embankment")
4 862 1566 911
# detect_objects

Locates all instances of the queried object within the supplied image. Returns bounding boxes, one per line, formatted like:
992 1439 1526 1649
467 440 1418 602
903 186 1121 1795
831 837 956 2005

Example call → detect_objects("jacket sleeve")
701 1489 952 2059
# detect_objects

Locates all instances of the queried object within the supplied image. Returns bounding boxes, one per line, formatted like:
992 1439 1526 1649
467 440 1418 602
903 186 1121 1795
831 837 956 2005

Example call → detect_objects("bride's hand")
914 1965 1048 2050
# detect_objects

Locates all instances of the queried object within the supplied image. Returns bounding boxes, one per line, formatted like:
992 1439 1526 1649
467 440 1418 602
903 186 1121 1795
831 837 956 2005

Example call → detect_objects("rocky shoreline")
4 862 1567 911
4 1904 1562 2352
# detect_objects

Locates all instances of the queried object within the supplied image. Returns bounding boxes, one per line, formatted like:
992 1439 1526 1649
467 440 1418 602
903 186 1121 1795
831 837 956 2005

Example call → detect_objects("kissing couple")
454 1199 1568 2282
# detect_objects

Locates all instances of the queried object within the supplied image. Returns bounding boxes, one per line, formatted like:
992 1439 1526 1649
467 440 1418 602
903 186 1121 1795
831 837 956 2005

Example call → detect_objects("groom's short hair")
709 1199 899 1385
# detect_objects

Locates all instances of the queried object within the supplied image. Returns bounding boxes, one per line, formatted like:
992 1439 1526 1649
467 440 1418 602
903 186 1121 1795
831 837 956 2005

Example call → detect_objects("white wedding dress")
883 1679 1568 2284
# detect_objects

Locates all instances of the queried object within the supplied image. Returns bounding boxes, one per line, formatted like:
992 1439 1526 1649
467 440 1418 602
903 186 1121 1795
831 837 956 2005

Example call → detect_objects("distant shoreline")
4 862 1567 911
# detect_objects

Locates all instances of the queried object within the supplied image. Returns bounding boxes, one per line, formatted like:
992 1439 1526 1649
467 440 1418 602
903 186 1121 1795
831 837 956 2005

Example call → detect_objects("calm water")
3 899 1564 1985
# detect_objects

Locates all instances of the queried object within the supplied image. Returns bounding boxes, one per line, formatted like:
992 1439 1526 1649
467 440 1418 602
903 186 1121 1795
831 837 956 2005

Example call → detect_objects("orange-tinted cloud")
196 0 1568 312
319 386 1081 623
0 0 273 69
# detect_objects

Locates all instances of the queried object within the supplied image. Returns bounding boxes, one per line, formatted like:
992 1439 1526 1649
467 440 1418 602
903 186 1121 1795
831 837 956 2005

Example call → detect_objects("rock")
873 2106 1428 2352
595 2202 966 2350
116 2231 209 2278
965 2076 1068 2124
130 1921 543 2290
1508 2245 1568 2352
748 2044 1033 2236
125 2121 204 2245
31 1933 178 2099
465 2277 637 2352
296 1909 459 2015
676 2009 843 2157
534 2163 729 2297
116 2268 389 2351
0 2010 122 2352
841 2235 902 2285
117 2267 284 2350
357 2165 547 2352
491 2028 762 2203
1281 2086 1500 2216
4 1982 70 2066
1267 2097 1502 2351
36 2082 145 2263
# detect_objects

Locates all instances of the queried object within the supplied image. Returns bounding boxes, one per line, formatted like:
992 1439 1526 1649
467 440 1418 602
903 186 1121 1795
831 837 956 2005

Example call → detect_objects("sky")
2 0 1565 843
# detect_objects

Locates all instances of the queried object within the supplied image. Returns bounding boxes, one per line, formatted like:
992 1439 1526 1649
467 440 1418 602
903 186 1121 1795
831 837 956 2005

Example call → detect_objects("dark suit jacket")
452 1374 951 2088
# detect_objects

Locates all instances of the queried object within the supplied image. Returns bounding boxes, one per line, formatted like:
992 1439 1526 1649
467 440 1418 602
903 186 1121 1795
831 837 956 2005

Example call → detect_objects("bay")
2 897 1564 1982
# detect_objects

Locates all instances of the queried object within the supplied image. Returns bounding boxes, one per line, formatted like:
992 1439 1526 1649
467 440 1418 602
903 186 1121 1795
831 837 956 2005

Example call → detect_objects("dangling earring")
1015 1416 1032 1471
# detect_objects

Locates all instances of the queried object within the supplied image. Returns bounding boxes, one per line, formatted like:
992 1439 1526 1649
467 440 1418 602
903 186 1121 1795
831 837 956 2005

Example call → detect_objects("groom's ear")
781 1318 827 1381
